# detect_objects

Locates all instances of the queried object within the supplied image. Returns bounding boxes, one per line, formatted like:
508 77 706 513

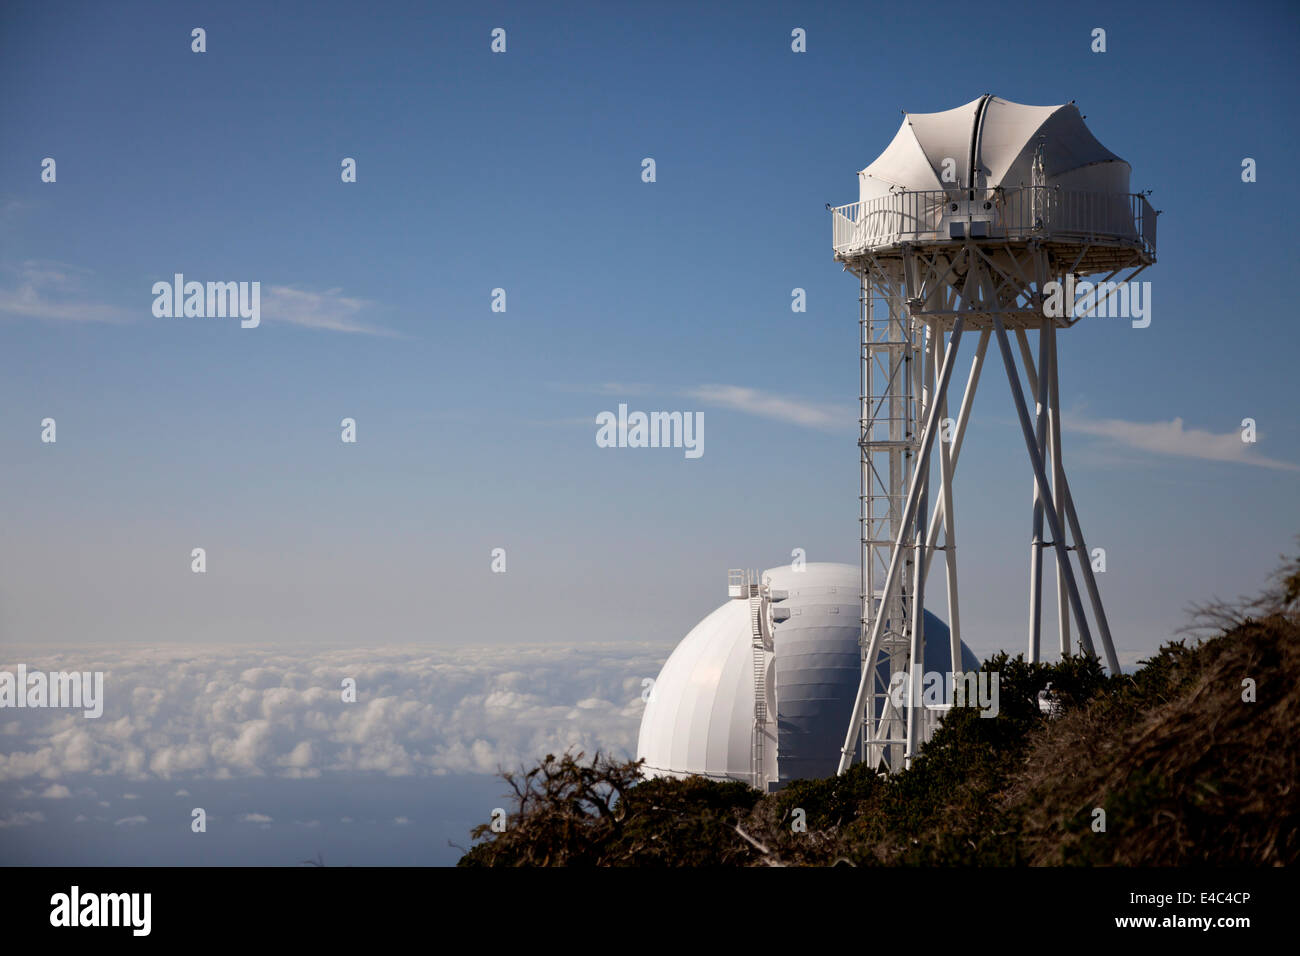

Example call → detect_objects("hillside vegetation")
459 553 1299 866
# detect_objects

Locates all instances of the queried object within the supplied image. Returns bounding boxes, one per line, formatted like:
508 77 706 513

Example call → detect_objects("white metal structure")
831 95 1158 775
637 563 975 790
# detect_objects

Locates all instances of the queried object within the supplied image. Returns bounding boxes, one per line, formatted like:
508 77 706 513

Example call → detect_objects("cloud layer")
0 643 668 782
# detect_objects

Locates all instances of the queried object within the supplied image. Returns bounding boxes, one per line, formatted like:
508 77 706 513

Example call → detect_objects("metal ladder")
750 590 767 789
857 268 923 771
730 569 770 791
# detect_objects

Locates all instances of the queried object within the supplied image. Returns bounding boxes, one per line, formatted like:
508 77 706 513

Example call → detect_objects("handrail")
831 186 1156 258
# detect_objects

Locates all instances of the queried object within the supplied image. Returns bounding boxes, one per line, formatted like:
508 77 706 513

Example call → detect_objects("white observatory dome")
839 94 1144 252
636 562 980 789
858 94 1131 204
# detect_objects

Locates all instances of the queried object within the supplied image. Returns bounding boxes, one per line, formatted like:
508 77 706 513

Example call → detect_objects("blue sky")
0 0 1298 863
2 0 1297 652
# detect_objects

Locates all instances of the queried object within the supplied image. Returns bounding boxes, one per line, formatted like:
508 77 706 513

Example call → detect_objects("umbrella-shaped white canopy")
859 94 1132 204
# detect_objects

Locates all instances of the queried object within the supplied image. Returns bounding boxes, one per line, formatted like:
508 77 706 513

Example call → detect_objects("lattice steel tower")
829 95 1158 774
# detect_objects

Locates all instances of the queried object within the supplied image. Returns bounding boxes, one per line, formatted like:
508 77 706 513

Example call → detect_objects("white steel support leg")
1047 321 1071 656
935 340 967 691
906 456 928 767
936 329 963 690
1014 326 1121 675
906 329 938 766
839 316 966 775
921 329 990 582
991 319 1096 658
1015 329 1037 392
1054 470 1121 674
1027 320 1050 662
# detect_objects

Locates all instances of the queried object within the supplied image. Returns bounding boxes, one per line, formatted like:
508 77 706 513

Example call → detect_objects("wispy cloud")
261 286 396 337
0 266 397 335
0 260 131 324
1066 414 1300 472
682 384 850 431
556 383 851 432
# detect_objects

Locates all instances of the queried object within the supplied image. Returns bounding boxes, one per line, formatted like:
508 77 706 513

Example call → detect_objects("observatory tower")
829 95 1157 774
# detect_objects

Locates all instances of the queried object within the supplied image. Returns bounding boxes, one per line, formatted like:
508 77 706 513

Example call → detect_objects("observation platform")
831 185 1157 276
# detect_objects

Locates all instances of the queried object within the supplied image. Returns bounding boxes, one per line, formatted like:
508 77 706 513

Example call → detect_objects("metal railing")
831 186 1156 258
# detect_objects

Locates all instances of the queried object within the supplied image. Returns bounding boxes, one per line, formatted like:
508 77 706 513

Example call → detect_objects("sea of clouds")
0 642 671 785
